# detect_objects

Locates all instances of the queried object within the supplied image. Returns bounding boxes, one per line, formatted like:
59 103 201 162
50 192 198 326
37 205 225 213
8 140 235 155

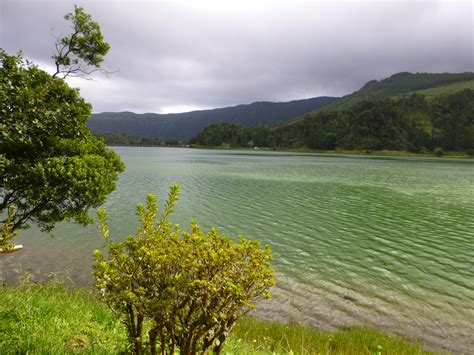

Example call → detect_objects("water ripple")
3 147 473 353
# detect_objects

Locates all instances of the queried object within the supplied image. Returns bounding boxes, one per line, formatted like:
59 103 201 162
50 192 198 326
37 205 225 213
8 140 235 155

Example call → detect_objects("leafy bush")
93 185 275 354
434 147 444 157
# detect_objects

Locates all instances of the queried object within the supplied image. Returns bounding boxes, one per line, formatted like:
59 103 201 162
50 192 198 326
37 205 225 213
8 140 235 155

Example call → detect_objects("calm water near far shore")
2 147 473 352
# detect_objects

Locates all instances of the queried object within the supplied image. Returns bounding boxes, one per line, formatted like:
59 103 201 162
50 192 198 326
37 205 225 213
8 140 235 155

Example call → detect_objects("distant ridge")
88 96 339 140
317 72 474 112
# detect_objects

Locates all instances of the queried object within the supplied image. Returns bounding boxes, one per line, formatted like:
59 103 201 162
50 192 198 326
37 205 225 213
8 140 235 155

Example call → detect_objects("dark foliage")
88 97 338 140
96 133 167 146
195 90 474 153
195 123 271 148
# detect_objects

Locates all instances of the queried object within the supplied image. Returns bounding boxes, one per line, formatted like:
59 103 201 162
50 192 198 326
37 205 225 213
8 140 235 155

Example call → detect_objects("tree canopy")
53 5 110 79
195 90 474 154
0 51 123 249
1 6 122 250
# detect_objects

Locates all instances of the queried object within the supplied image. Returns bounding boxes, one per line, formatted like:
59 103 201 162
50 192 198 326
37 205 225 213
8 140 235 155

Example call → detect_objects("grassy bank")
0 283 126 353
0 283 433 354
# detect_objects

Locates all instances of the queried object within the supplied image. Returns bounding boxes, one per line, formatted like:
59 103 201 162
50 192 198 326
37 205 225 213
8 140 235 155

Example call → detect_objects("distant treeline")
96 133 186 146
192 124 271 148
194 89 474 153
89 96 338 140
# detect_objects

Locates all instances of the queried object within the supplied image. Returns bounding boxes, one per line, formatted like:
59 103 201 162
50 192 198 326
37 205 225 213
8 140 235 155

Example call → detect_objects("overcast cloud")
1 0 473 113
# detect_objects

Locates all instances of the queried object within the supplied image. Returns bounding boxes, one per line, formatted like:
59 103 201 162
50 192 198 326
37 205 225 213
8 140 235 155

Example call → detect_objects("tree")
1 6 122 250
53 5 110 79
0 53 123 248
93 185 275 354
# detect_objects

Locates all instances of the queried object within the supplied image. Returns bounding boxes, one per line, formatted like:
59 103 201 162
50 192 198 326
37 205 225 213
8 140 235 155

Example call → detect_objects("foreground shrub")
93 184 275 354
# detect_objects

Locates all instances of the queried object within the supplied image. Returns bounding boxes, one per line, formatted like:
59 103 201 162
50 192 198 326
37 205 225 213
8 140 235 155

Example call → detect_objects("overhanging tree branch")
52 6 110 79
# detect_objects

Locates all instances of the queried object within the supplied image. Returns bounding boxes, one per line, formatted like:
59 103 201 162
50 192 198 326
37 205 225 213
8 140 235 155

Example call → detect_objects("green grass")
401 80 474 98
227 317 432 354
0 283 436 354
0 283 127 353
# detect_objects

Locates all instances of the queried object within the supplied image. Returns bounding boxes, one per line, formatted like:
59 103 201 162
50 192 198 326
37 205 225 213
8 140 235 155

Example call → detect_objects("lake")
2 147 473 352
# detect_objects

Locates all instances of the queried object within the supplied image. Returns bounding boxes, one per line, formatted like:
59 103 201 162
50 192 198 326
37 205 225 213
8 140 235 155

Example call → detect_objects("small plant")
434 147 444 157
93 184 275 354
0 205 17 252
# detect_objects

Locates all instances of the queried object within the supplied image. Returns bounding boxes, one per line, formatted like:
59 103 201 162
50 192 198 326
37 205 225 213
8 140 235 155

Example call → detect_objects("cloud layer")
1 0 472 113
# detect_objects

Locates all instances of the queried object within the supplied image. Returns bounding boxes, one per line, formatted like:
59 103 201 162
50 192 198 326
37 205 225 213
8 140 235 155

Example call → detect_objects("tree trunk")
149 328 158 355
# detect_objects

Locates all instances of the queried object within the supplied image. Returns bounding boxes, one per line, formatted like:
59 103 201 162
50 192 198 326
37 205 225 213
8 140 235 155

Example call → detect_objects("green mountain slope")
195 89 474 153
88 96 338 140
399 80 474 98
320 72 474 112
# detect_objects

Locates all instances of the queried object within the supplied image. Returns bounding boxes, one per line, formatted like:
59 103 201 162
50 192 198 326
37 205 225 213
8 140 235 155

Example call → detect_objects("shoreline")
107 144 472 159
0 264 467 353
191 145 472 159
0 282 435 354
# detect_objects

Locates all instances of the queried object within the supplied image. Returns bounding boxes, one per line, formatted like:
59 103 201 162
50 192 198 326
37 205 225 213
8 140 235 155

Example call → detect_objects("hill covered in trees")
88 96 338 140
317 72 474 112
194 89 474 154
90 72 474 148
399 80 474 98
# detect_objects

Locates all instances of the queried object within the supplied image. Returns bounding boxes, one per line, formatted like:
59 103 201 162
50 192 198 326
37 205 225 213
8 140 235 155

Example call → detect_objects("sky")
1 0 473 114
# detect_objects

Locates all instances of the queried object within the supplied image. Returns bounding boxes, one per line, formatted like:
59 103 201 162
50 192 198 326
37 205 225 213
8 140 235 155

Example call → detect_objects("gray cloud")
1 0 472 113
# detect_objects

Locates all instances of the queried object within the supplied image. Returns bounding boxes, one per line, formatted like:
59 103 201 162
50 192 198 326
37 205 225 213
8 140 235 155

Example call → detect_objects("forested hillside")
195 89 474 153
319 72 474 112
400 80 474 98
88 96 338 140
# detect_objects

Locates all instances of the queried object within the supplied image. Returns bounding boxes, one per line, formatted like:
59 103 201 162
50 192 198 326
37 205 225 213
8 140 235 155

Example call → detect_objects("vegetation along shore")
0 283 432 354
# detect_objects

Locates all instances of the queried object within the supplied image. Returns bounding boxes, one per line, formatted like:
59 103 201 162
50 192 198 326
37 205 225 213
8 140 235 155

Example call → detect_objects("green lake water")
2 147 473 352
